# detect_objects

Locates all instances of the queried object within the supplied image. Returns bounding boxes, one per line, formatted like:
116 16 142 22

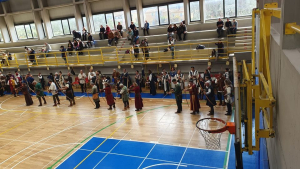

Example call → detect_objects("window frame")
50 17 76 37
14 23 37 40
189 0 201 22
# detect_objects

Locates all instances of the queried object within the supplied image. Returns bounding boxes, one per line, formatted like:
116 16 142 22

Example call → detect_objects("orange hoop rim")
196 118 236 134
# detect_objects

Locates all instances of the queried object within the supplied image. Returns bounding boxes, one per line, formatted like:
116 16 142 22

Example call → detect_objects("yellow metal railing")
0 40 243 68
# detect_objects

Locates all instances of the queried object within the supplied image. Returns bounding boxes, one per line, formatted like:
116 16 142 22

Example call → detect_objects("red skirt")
106 93 115 106
135 94 143 109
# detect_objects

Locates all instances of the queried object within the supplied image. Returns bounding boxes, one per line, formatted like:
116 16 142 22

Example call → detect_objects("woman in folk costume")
7 76 17 97
224 79 233 115
185 79 200 115
60 78 75 107
101 82 115 110
175 69 185 89
162 71 170 95
90 82 100 109
169 67 176 89
58 71 64 88
18 82 33 106
130 82 143 111
119 83 129 111
33 81 47 106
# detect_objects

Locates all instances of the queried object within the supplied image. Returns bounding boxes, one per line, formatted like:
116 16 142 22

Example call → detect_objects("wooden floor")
0 94 232 169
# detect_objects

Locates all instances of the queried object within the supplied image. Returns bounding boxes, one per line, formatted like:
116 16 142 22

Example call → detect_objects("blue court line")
57 137 226 169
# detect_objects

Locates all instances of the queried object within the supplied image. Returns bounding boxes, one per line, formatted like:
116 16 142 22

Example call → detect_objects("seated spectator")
232 19 238 34
127 28 133 41
130 21 136 31
112 31 121 46
216 18 224 38
72 30 81 40
225 18 232 35
44 42 51 57
177 22 187 41
140 40 149 60
143 20 149 36
168 36 175 59
67 40 74 56
133 27 139 44
133 44 139 60
167 24 174 39
60 46 67 63
105 25 111 39
173 24 178 40
215 40 225 57
87 33 94 48
82 27 87 41
77 40 84 55
7 53 12 60
1 53 6 65
117 22 123 37
99 25 105 39
108 31 114 46
29 48 36 64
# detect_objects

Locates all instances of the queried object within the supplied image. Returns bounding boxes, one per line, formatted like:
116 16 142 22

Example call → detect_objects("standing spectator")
148 70 156 96
127 28 133 41
44 43 51 57
105 25 111 39
215 40 225 57
117 22 123 37
107 31 114 46
78 70 86 93
216 18 224 38
129 21 136 31
143 20 149 36
232 19 238 34
225 18 232 35
167 24 174 39
82 27 87 41
60 46 67 63
168 36 175 59
173 24 178 40
67 40 73 56
177 22 187 41
87 33 94 48
140 40 149 60
133 27 139 44
99 25 105 39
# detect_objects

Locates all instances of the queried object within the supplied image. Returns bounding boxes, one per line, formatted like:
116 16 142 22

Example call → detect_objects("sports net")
196 118 227 150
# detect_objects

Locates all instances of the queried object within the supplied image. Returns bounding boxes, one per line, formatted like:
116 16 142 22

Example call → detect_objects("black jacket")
167 27 174 33
225 21 232 28
130 24 136 30
134 29 139 36
100 28 105 33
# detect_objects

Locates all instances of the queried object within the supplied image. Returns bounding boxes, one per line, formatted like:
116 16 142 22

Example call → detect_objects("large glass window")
106 13 114 29
82 17 87 28
169 3 184 24
190 1 200 21
0 31 3 42
159 6 168 25
143 7 159 26
114 11 125 28
205 0 223 20
51 18 76 36
237 0 256 16
225 0 235 17
130 10 138 27
15 23 38 40
93 14 106 31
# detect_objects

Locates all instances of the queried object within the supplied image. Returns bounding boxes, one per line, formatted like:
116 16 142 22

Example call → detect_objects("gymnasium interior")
0 0 299 168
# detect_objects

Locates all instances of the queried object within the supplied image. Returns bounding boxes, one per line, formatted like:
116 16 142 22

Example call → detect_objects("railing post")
100 49 104 64
35 54 39 66
88 51 91 64
25 54 29 67
44 53 48 67
76 52 80 64
65 52 69 65
54 53 58 66
13 54 19 67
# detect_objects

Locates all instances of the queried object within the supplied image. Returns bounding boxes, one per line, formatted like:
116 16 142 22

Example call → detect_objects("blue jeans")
45 50 50 57
170 46 174 59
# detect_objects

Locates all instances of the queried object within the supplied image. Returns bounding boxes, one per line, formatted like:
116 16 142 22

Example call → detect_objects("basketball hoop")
196 118 235 150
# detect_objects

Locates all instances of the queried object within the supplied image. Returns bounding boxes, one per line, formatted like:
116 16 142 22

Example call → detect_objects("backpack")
196 45 205 49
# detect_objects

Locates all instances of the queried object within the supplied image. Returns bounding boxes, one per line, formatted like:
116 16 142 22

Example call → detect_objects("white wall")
48 6 75 19
13 13 34 24
46 0 73 7
90 0 123 13
9 0 32 12
142 0 182 6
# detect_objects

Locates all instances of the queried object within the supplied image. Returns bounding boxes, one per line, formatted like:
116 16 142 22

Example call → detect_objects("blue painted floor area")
57 137 227 169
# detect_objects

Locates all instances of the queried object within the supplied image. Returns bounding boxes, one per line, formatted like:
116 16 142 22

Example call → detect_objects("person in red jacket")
185 79 200 115
105 25 111 39
101 82 115 110
130 82 143 111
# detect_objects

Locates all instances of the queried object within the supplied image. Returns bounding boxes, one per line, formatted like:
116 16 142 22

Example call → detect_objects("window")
159 6 168 25
51 18 76 36
0 31 3 42
93 14 106 31
114 11 125 28
237 0 256 16
190 1 201 21
15 23 38 40
130 10 138 27
225 0 236 17
205 0 223 20
82 16 87 28
143 7 159 26
106 13 114 29
168 3 184 24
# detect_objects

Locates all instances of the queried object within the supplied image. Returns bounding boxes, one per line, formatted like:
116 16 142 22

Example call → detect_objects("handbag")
92 93 99 100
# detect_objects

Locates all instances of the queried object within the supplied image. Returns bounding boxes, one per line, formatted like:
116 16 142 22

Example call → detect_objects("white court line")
143 163 187 169
225 135 232 169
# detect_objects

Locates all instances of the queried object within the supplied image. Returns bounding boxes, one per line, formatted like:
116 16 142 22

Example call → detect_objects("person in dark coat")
148 70 156 95
185 79 200 115
121 69 129 87
177 22 187 41
99 25 105 39
67 40 73 56
216 73 225 106
101 82 115 110
215 40 225 57
60 78 75 107
216 18 224 38
171 79 182 113
130 82 143 111
19 82 33 106
33 81 47 106
205 81 217 115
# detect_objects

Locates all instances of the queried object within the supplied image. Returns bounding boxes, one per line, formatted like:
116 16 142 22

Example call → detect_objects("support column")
200 0 205 23
0 17 10 43
4 15 18 42
183 0 190 25
136 0 144 28
123 0 131 29
41 9 53 39
74 4 84 31
33 11 45 40
83 0 95 34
